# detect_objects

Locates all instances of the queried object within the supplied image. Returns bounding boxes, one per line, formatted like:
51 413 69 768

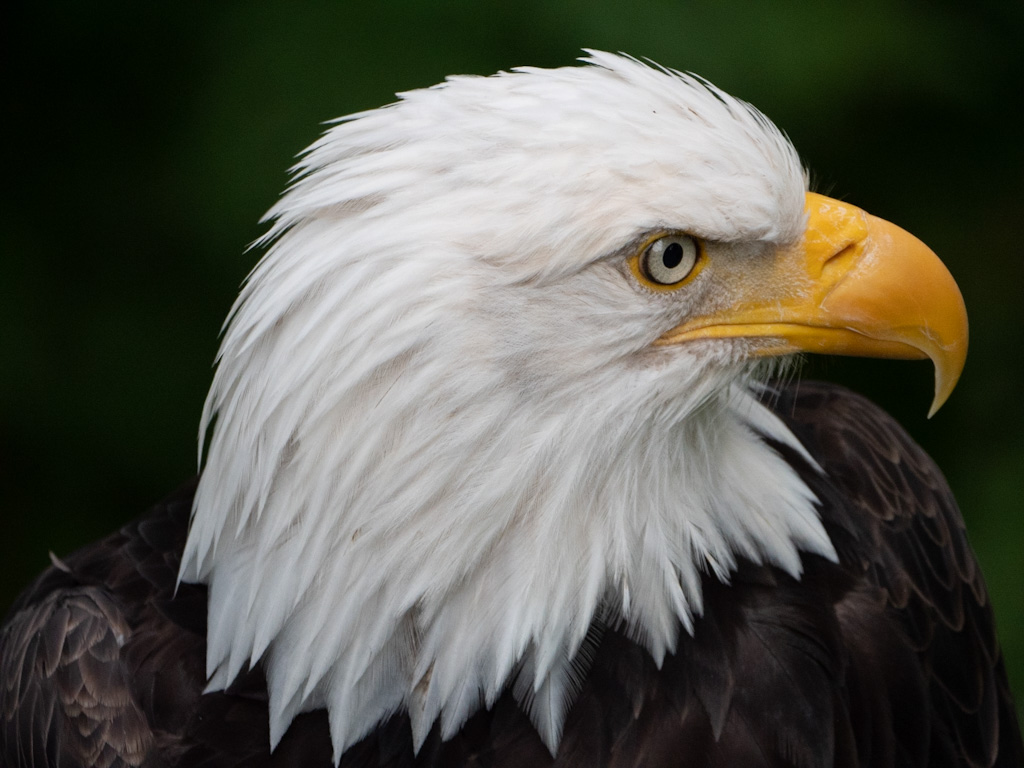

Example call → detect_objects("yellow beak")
656 192 969 416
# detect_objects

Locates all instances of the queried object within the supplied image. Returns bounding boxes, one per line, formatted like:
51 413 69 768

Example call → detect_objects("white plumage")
179 51 836 762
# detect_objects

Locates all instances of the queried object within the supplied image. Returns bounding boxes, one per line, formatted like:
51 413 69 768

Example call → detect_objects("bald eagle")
1 52 1019 768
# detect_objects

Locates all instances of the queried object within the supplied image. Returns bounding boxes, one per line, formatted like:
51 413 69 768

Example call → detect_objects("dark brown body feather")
2 382 1020 767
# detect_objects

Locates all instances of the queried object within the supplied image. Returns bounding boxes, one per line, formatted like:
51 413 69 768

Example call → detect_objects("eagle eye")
640 234 700 286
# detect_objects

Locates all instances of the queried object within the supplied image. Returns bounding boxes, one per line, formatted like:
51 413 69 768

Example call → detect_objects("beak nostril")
820 241 859 282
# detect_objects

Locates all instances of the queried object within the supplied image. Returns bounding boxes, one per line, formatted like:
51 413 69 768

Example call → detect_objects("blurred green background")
4 0 1021 724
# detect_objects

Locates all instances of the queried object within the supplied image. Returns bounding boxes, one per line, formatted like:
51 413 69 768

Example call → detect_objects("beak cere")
656 192 969 416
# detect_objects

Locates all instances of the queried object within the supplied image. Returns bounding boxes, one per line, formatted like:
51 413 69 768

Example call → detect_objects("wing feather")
1 587 152 767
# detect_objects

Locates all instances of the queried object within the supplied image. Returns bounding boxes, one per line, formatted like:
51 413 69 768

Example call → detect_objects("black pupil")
662 241 684 269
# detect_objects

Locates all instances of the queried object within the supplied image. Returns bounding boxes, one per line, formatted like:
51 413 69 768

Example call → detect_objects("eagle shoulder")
768 380 1022 767
0 482 206 768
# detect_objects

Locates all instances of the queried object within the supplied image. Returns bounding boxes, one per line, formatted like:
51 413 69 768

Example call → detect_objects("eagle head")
179 51 967 761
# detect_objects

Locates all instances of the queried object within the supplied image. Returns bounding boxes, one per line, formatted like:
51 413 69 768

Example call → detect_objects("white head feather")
179 51 836 762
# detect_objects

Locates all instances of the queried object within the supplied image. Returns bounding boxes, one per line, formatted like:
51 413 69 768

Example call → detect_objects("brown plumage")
2 382 1019 767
